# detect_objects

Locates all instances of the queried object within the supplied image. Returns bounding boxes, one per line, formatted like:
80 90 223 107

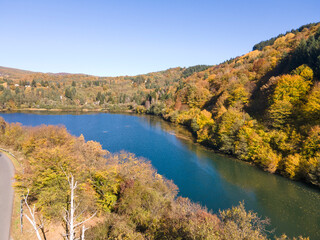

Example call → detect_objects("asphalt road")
0 152 14 240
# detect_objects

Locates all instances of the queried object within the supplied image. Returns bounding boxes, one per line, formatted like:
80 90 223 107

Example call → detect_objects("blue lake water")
1 112 319 239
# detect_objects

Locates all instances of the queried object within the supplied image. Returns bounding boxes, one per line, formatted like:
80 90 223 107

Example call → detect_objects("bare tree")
63 172 96 240
22 170 96 240
22 191 46 240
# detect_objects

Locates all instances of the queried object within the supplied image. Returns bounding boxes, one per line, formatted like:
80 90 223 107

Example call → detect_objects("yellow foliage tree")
235 123 281 173
196 110 215 144
291 64 314 81
272 74 311 104
301 83 320 124
269 74 311 127
284 154 301 179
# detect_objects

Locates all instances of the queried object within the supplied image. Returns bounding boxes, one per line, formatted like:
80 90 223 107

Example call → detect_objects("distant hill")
0 66 35 80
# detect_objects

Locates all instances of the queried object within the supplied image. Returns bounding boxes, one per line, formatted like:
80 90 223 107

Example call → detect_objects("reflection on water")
0 112 319 239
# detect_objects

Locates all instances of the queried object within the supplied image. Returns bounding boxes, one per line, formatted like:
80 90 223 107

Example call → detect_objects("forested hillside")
158 23 320 187
0 66 185 111
1 118 300 240
1 22 320 187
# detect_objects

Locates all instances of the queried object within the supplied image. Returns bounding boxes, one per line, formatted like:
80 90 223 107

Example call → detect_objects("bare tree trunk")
23 193 42 240
81 225 87 240
65 195 69 239
40 226 47 240
62 170 96 240
69 176 75 240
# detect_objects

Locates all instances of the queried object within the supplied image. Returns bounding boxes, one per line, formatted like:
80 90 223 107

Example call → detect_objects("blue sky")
1 0 319 76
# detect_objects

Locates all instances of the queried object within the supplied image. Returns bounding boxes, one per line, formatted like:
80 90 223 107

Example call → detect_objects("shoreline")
0 108 135 113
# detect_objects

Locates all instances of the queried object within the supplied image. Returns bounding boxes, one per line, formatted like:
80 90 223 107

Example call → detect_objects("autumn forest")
1 22 320 239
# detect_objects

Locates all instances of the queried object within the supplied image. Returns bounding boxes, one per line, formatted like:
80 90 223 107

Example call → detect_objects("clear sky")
1 0 319 77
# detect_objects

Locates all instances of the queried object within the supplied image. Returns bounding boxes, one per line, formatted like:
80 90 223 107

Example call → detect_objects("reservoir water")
0 112 319 239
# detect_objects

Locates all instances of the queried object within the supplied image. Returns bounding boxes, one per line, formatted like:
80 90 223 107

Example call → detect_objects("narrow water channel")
1 112 319 239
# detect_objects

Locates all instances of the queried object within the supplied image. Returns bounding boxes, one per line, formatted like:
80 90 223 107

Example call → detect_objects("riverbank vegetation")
1 22 320 188
0 118 308 239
